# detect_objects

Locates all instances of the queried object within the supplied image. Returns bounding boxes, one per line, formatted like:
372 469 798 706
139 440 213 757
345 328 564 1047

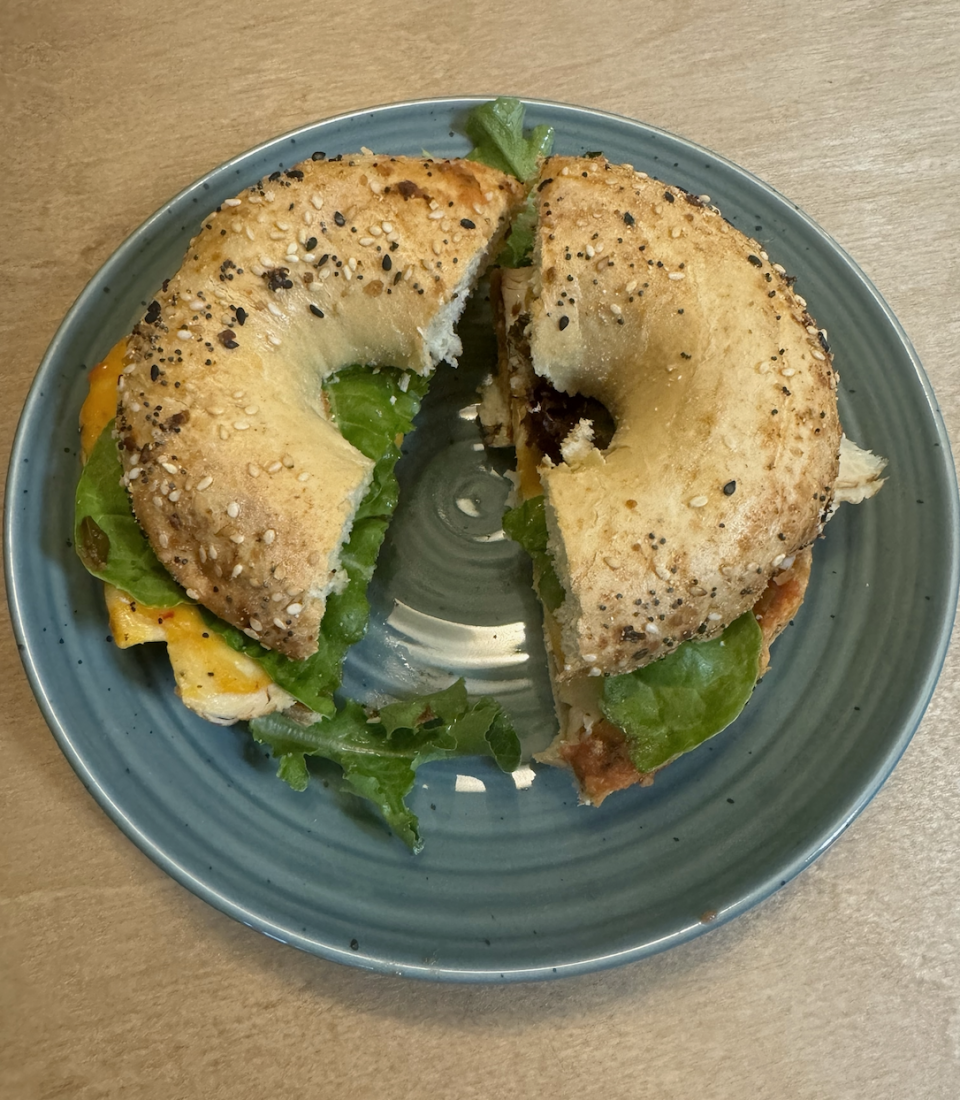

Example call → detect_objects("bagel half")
482 154 885 802
530 155 841 674
116 155 525 659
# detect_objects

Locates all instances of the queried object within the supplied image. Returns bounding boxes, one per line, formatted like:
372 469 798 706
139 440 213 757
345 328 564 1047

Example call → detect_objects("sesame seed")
282 454 295 468
708 612 723 621
230 533 244 545
812 350 826 361
250 618 263 632
227 501 240 518
382 221 393 233
286 602 303 615
243 628 259 640
244 405 259 416
231 563 243 577
268 303 284 317
177 329 192 340
161 462 178 475
267 461 282 474
158 533 169 548
233 420 250 430
208 545 218 560
263 529 276 544
273 617 286 630
186 587 200 600
152 496 163 508
689 496 708 507
610 303 622 316
197 475 213 491
223 198 241 207
668 272 685 281
311 195 324 210
128 466 142 480
297 472 309 482
168 490 181 503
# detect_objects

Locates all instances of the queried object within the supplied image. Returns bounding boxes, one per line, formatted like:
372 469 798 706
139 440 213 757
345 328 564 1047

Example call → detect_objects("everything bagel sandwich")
73 101 885 843
482 154 886 802
74 143 533 850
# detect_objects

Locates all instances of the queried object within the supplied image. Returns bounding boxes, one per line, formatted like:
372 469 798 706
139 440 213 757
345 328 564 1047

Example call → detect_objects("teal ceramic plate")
7 99 959 981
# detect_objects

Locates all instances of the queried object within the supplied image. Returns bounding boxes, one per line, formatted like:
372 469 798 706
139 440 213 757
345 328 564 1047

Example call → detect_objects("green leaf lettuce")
250 679 521 852
74 424 187 609
502 495 565 611
465 97 554 182
601 612 763 773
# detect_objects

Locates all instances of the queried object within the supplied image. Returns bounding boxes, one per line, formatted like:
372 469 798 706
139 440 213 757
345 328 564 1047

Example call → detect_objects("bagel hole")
524 375 615 465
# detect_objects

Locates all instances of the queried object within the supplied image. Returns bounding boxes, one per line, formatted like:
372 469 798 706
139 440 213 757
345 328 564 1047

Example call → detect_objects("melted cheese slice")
82 344 294 724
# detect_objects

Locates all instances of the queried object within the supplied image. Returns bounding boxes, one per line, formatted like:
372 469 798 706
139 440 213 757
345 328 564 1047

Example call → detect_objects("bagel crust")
527 156 842 677
116 155 524 658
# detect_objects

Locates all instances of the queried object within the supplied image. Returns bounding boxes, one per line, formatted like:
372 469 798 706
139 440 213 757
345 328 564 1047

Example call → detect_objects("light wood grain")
2 1 959 1097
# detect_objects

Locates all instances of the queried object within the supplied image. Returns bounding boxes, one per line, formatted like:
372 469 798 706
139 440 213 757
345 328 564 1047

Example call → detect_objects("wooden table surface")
3 2 959 1097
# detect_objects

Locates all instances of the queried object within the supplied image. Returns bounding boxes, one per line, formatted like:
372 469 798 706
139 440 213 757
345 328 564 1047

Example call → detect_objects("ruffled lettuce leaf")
465 97 554 182
600 612 763 773
502 495 565 610
496 198 539 269
466 97 553 268
250 679 521 852
74 423 187 608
